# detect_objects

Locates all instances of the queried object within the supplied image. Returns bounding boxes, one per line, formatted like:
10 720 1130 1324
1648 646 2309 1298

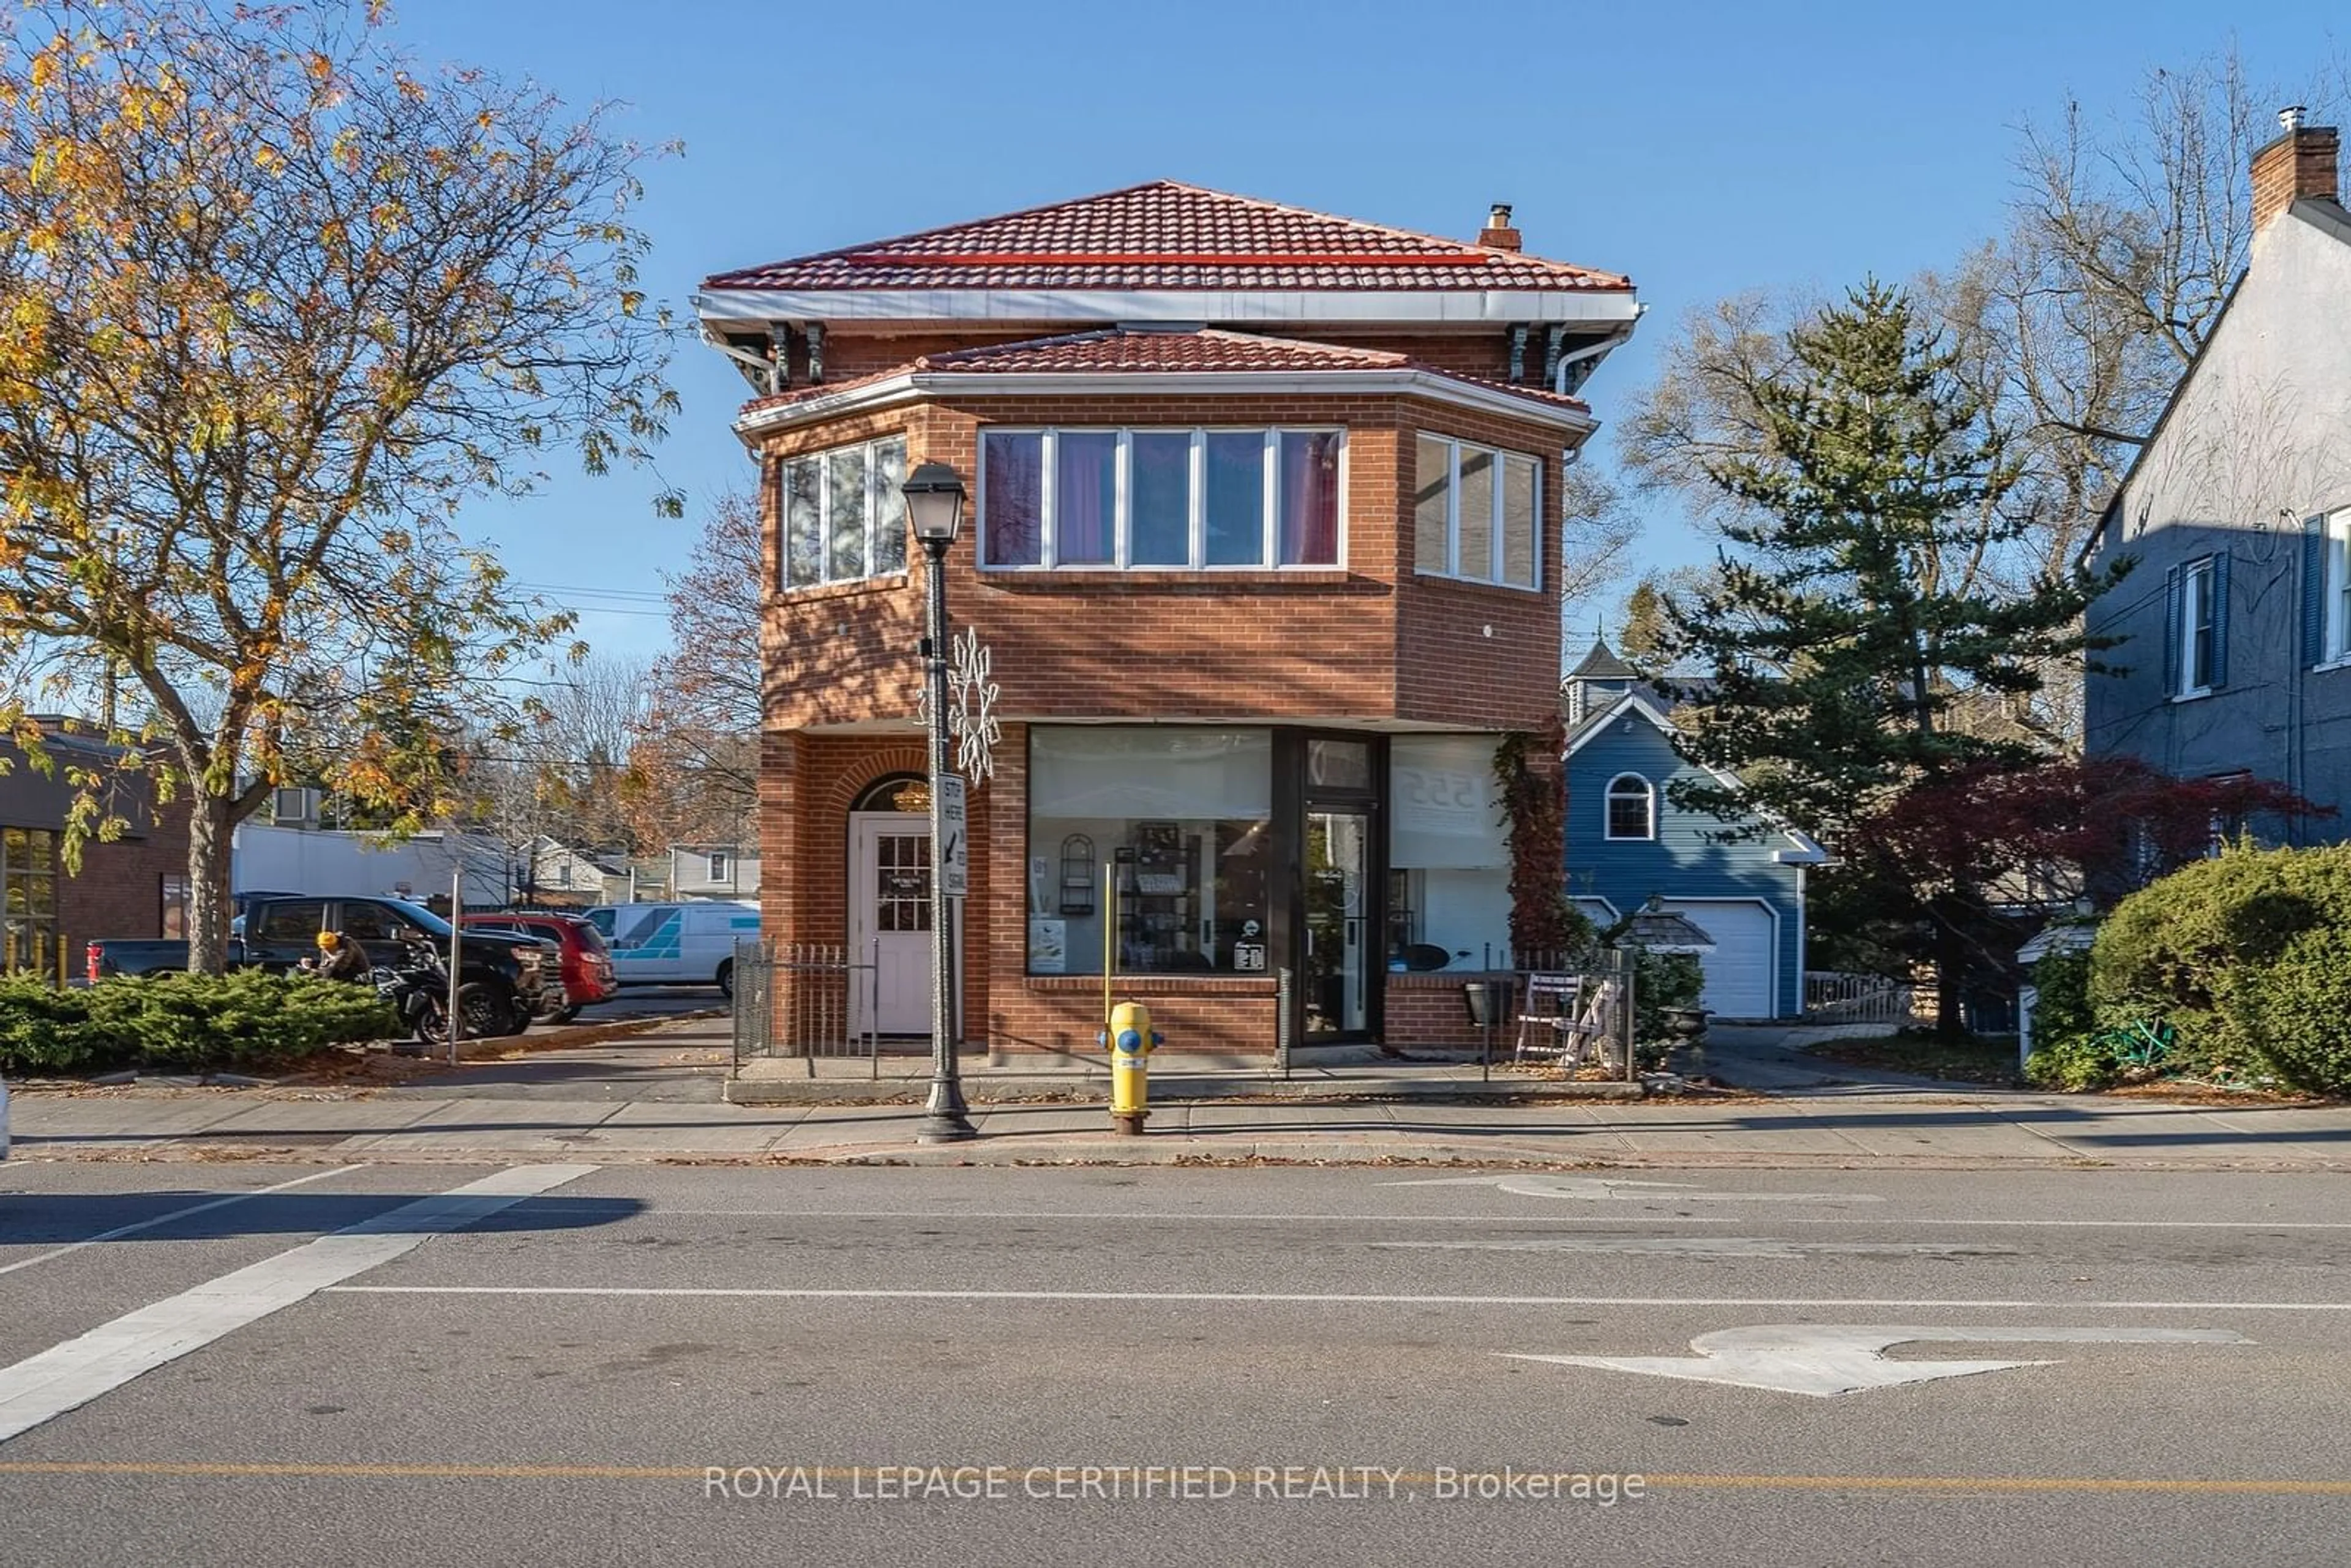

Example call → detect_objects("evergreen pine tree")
1652 280 2123 1034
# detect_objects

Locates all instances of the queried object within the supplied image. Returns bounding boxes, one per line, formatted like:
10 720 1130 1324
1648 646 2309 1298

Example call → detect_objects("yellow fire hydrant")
1108 1000 1160 1136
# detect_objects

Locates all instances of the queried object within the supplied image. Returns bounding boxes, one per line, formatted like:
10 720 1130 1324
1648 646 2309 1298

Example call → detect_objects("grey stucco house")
2084 110 2351 843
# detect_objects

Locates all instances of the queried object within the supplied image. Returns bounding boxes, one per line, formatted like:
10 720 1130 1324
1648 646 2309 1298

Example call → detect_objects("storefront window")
2 827 61 977
1387 736 1509 970
1027 729 1272 975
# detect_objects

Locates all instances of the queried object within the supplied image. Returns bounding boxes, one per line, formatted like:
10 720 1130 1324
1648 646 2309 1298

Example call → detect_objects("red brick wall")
57 796 191 979
759 393 1572 735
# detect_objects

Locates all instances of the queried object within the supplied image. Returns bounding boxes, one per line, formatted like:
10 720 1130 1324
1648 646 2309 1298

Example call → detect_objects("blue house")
1561 640 1824 1019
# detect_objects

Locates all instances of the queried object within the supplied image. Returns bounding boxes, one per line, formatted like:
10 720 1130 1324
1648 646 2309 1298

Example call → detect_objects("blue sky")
380 0 2342 661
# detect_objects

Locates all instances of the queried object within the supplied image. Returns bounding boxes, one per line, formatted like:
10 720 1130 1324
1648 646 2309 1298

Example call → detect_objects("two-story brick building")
696 182 1640 1052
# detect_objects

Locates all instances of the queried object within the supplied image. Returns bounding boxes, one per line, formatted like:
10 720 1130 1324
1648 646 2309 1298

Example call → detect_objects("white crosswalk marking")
0 1163 596 1446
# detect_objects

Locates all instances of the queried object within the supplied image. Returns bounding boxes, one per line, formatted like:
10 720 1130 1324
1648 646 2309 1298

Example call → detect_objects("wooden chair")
1513 973 1583 1063
1517 975 1622 1071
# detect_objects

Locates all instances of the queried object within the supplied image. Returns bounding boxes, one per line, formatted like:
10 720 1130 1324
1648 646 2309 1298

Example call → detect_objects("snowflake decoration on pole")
917 625 1001 784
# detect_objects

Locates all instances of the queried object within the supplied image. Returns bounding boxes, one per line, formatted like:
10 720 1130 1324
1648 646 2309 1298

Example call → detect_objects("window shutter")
2305 514 2330 667
2162 563 2183 696
2209 551 2230 689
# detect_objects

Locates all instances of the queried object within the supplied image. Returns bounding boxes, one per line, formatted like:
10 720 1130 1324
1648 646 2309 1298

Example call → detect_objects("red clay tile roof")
738 328 1589 419
920 329 1410 375
705 181 1631 294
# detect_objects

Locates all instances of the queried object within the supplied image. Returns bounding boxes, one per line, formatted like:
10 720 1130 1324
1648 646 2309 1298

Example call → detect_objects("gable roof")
734 326 1595 436
703 180 1632 295
2090 193 2351 558
1562 691 1827 863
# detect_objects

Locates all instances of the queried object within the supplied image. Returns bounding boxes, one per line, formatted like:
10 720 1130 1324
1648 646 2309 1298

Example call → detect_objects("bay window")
981 428 1343 570
1415 434 1542 589
779 435 907 589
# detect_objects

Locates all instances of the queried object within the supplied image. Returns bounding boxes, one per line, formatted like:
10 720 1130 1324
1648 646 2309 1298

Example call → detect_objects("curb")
9 1135 2346 1175
720 1078 1648 1108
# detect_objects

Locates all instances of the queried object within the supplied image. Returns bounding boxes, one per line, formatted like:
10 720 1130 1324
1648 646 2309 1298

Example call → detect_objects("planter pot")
1664 1006 1710 1043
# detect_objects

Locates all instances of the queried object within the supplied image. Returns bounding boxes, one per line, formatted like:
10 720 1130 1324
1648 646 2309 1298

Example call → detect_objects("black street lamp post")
901 460 978 1143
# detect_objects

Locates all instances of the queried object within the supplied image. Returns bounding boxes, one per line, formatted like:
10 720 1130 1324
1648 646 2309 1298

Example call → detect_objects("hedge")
0 970 398 1076
2024 842 2351 1095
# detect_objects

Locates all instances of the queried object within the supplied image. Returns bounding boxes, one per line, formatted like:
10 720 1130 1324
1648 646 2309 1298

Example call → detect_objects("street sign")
1506 1324 2249 1397
938 773 968 898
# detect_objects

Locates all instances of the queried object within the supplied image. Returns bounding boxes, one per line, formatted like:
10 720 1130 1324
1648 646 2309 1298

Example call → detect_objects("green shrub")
1630 950 1704 1038
0 975 133 1075
2023 1032 2123 1092
0 971 397 1076
2090 843 2351 1095
2028 943 2095 1046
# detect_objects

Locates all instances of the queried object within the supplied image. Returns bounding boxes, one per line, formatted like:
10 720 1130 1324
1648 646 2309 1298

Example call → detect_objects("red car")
461 912 617 1023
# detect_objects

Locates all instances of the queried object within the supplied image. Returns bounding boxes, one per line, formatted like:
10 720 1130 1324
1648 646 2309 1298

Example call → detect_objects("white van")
584 902 760 996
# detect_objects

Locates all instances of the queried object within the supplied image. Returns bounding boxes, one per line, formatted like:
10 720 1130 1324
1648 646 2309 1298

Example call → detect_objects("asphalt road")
4 1162 2350 1566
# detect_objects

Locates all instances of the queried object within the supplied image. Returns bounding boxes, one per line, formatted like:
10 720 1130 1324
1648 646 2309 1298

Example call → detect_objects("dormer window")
1605 773 1655 841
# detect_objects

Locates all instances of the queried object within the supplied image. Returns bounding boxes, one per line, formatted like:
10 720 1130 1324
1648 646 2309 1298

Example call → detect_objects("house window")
778 435 907 589
1 828 59 977
707 852 729 882
1604 774 1655 841
2319 509 2351 666
1413 434 1541 590
2169 554 2227 697
160 874 191 939
980 429 1342 570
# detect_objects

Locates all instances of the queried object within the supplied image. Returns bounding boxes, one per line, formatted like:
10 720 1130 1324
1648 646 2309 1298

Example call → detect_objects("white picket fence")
1803 970 1916 1026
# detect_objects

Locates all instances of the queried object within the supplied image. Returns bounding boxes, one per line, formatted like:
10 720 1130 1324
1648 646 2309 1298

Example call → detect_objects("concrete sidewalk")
9 1079 2351 1170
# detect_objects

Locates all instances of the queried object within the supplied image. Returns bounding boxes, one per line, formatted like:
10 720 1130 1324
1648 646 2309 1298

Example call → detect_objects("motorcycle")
373 941 503 1050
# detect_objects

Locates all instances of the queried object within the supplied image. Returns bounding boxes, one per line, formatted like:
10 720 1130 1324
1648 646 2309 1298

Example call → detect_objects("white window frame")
1603 773 1655 842
1413 434 1543 591
977 426 1347 572
776 435 908 591
2326 508 2351 667
2178 556 2217 699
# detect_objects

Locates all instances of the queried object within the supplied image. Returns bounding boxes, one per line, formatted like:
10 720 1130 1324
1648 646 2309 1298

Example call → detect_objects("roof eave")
696 285 1641 332
733 367 1597 442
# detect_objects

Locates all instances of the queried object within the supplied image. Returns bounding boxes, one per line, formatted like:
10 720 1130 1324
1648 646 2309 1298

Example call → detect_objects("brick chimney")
2252 106 2339 236
1477 202 1521 251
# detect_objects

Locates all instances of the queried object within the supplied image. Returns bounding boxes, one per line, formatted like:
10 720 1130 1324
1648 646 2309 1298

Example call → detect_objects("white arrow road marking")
1379 1237 2014 1259
1385 1174 1883 1204
1507 1324 2252 1397
0 1163 597 1446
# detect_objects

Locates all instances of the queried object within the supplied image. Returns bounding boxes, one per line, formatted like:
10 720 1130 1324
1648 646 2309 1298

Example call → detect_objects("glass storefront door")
1303 808 1370 1039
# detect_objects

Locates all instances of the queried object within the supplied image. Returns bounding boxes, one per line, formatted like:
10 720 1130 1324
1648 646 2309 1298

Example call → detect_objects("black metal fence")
1459 945 1640 1082
729 939 881 1075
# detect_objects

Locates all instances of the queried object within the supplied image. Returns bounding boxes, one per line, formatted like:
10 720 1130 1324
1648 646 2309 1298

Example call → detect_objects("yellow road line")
0 1462 2347 1495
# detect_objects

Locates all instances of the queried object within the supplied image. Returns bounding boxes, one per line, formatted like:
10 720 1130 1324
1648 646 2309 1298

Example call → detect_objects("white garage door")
1659 900 1776 1019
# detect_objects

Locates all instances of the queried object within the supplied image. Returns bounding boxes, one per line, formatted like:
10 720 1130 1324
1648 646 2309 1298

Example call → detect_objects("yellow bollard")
1108 1000 1158 1136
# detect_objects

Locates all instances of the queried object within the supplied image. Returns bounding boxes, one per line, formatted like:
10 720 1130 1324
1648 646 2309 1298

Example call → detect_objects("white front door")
850 812 934 1036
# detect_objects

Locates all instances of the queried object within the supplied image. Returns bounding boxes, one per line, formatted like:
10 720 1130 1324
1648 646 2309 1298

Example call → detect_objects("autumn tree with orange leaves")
631 487 759 848
0 1 677 970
